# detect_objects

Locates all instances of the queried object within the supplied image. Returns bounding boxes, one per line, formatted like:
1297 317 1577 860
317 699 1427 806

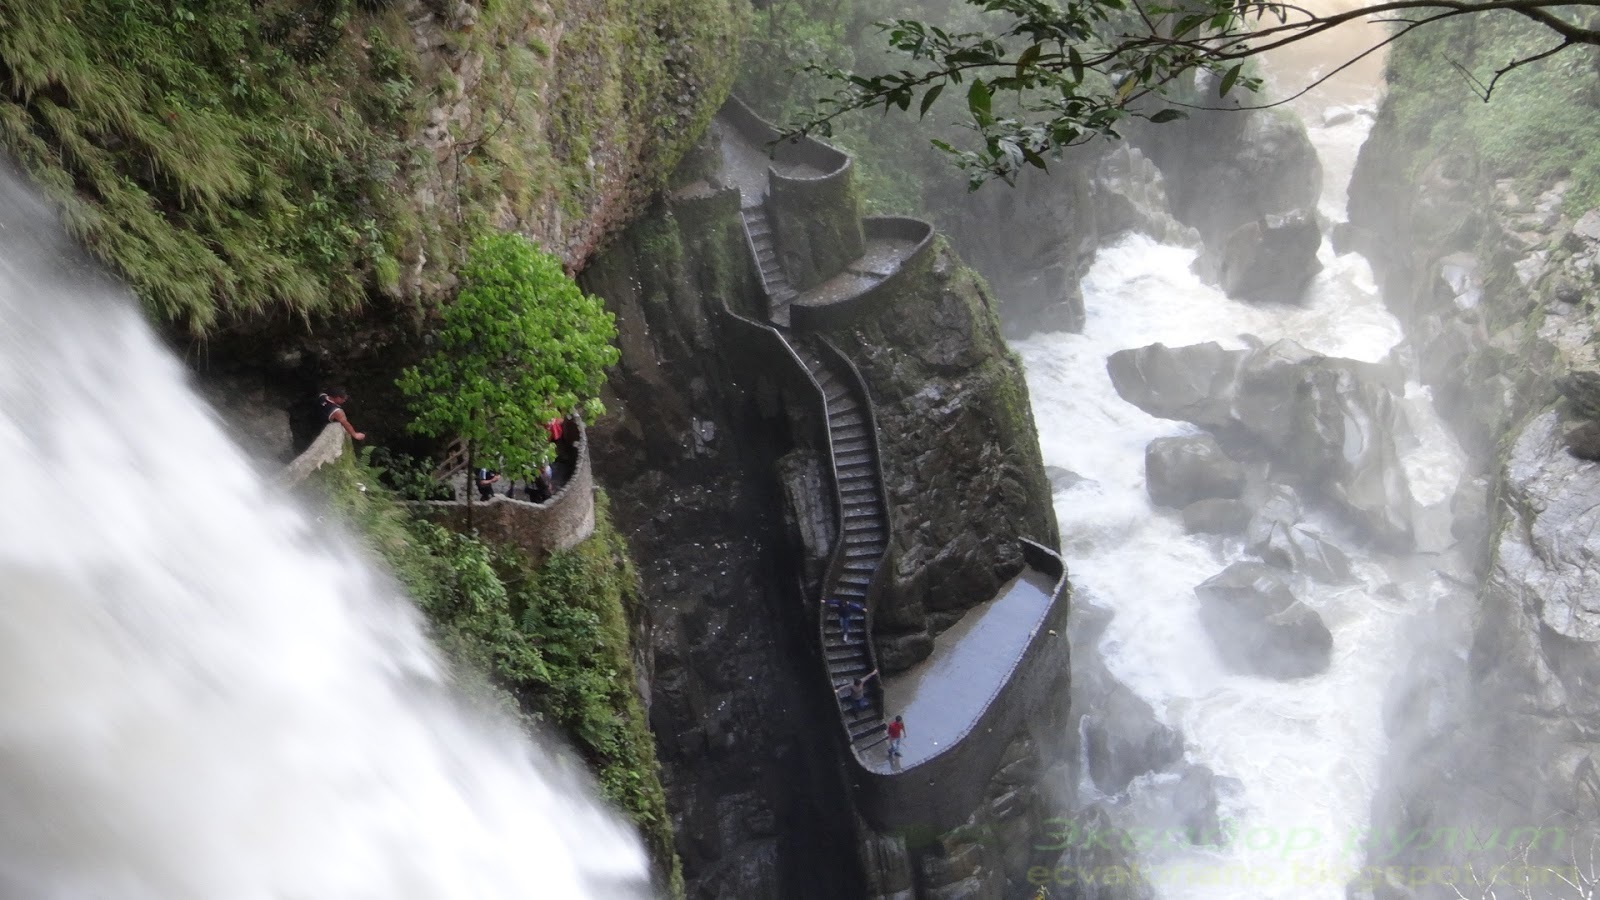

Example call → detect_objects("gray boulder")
1194 562 1333 680
1208 210 1323 303
1145 434 1246 508
1083 680 1184 795
1106 341 1245 428
1182 498 1253 535
1251 521 1354 584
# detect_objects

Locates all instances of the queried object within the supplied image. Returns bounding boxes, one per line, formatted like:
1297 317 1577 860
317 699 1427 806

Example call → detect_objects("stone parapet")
409 422 596 561
279 423 349 487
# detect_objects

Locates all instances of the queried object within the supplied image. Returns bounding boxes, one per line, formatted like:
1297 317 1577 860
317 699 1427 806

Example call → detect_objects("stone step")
844 545 884 559
837 572 873 586
841 501 881 515
828 397 860 416
843 560 877 573
850 721 887 742
855 733 889 752
835 451 871 468
844 530 884 545
833 439 871 455
843 518 879 532
829 414 864 432
831 424 869 442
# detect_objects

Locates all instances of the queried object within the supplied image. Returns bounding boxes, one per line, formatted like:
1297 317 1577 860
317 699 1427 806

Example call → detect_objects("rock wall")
817 242 1060 672
1345 25 1600 893
581 132 1066 896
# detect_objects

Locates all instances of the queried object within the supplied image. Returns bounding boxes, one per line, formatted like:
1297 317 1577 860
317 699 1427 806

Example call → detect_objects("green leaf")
1015 42 1042 80
919 82 945 118
1068 45 1084 83
967 79 993 124
1149 108 1187 123
1219 63 1243 97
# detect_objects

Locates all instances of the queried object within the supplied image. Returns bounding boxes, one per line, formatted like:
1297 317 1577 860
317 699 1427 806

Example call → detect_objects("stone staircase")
741 204 797 327
791 340 892 755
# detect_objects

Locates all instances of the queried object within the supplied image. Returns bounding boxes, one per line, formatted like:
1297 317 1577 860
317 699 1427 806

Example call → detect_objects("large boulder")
1105 341 1245 428
1111 339 1416 549
1144 434 1246 508
1208 210 1323 303
1181 498 1253 535
1251 521 1354 584
1083 680 1185 795
1194 562 1333 680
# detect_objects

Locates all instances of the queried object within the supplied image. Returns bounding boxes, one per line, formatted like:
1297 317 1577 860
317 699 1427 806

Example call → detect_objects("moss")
2 0 747 335
303 452 683 897
1383 15 1600 213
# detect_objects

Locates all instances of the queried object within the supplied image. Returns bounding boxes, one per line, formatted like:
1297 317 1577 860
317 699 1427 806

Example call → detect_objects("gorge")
1 2 1599 899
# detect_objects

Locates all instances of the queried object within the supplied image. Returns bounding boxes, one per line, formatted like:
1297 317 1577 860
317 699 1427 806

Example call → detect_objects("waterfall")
0 168 647 898
1016 46 1475 900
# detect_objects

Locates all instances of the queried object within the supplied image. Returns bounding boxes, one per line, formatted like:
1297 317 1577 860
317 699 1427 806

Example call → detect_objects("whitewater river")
0 169 646 898
1015 58 1475 899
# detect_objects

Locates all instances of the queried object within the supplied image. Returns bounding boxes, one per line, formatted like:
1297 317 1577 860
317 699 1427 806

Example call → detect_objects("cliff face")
580 120 1068 894
1 0 746 334
1346 20 1600 891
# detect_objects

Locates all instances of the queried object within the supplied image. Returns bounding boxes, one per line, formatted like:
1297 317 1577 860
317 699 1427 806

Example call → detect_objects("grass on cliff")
0 0 749 335
0 0 425 332
305 451 683 897
1385 14 1600 213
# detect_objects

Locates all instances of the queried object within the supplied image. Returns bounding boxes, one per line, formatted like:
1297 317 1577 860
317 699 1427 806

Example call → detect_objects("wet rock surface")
1144 434 1246 509
1194 562 1333 680
1206 209 1323 303
1108 338 1416 549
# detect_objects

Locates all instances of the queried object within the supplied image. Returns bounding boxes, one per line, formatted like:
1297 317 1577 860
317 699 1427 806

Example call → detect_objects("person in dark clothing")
317 387 365 441
826 597 866 643
475 467 500 502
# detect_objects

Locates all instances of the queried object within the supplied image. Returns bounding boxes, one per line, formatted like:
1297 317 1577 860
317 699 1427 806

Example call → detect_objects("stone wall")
410 424 597 561
789 217 937 331
279 423 348 487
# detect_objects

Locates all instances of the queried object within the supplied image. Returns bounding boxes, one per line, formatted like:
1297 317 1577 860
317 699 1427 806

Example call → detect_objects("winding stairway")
790 341 893 756
740 205 797 327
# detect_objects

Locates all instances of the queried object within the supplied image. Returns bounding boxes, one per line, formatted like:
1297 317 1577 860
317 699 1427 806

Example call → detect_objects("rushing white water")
1016 60 1474 899
0 171 647 898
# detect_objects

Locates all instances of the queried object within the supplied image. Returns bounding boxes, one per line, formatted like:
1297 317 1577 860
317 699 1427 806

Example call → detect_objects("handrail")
433 437 469 481
813 336 893 736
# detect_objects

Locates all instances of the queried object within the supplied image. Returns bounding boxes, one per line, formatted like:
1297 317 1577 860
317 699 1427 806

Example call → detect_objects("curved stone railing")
719 95 850 180
853 539 1070 833
795 336 894 759
790 217 937 331
279 423 349 487
408 422 596 560
713 295 896 760
720 96 862 293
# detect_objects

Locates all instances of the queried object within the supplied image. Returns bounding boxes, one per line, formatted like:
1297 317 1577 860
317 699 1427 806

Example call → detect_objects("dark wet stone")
1144 434 1246 508
1194 562 1333 680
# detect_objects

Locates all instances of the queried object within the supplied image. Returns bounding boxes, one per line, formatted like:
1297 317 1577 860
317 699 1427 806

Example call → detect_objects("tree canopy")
792 0 1600 186
397 232 619 478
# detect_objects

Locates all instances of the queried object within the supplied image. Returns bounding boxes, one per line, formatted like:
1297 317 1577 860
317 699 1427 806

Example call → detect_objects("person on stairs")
836 669 878 712
826 597 866 643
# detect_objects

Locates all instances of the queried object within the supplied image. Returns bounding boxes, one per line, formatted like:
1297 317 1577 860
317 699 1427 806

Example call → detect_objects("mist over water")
1016 40 1475 898
0 169 646 899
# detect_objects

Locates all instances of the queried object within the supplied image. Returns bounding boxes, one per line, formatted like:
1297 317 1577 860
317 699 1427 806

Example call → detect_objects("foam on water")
1016 94 1471 895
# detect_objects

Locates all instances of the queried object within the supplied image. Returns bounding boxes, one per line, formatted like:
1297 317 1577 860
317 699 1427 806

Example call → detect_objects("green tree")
397 232 619 481
792 0 1600 187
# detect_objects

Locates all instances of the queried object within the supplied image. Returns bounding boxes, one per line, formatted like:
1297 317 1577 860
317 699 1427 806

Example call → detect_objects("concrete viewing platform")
873 566 1060 774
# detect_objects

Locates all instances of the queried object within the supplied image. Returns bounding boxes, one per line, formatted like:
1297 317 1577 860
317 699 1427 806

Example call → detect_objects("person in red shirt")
886 715 906 760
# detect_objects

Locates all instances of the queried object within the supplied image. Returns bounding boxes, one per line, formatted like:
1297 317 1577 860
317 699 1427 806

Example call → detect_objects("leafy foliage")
791 0 1600 187
397 232 620 478
306 453 683 897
